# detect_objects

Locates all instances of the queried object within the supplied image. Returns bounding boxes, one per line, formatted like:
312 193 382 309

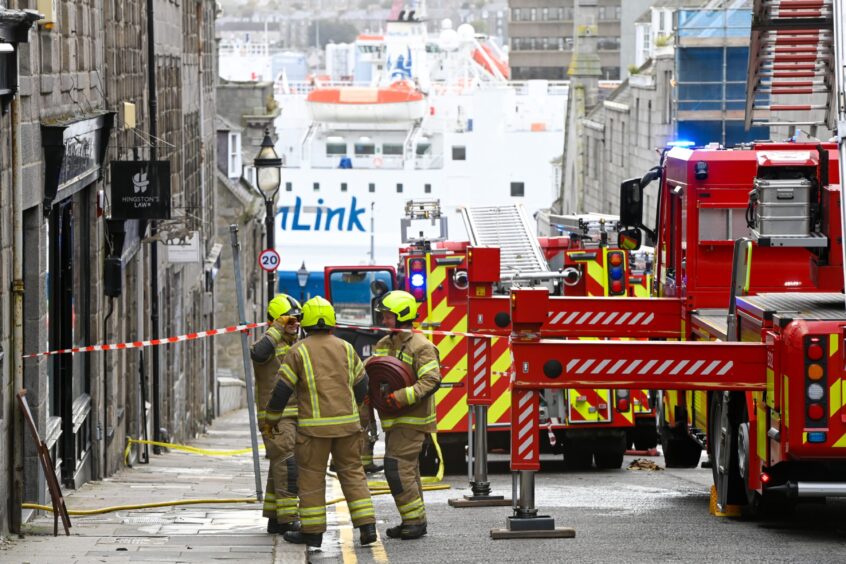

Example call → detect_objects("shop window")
383 143 403 156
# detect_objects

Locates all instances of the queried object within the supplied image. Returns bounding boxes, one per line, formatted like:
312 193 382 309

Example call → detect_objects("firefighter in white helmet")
250 294 302 534
369 290 441 540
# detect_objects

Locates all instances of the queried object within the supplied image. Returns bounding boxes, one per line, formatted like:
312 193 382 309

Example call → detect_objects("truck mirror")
618 228 642 251
620 178 643 227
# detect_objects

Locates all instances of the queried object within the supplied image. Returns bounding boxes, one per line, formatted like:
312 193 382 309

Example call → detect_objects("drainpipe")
146 0 162 454
10 85 24 535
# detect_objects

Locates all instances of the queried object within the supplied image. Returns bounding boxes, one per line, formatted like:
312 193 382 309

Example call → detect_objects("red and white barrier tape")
22 321 270 359
22 320 507 360
333 322 500 341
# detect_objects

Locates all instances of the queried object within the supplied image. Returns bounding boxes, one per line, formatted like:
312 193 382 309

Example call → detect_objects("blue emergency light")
408 258 427 301
666 140 696 148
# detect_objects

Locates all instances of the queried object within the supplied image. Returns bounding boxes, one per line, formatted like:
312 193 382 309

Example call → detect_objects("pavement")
5 410 846 563
0 409 307 564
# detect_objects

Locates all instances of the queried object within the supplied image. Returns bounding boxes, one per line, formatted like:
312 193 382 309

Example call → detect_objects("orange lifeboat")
306 81 427 123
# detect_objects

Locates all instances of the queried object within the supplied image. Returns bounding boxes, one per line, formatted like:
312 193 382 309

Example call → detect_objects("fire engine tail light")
615 389 630 412
804 335 828 429
761 472 771 485
606 251 626 296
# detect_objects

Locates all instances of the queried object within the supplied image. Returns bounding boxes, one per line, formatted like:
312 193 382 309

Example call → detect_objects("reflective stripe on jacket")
278 332 366 437
251 324 298 420
371 331 440 432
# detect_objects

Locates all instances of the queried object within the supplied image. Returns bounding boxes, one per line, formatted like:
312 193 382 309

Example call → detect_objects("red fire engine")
326 202 652 472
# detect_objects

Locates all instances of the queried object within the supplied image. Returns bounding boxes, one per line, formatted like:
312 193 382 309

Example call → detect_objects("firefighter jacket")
269 332 367 438
372 331 441 432
250 321 298 421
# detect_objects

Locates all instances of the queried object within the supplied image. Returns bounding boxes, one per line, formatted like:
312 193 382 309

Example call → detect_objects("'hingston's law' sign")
110 160 171 220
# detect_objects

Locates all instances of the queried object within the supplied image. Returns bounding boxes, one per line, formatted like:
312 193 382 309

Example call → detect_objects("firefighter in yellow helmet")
264 296 377 548
251 294 302 534
369 290 441 540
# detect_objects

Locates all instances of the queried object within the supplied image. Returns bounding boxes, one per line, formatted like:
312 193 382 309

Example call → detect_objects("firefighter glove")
384 391 402 411
259 420 275 439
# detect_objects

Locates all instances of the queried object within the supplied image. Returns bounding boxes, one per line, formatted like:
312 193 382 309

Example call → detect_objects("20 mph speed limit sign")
258 248 280 272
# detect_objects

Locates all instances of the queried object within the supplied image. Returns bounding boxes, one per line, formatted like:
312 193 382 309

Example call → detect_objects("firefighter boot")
278 520 300 534
364 462 384 474
400 522 427 540
266 517 281 534
359 523 377 545
283 530 322 548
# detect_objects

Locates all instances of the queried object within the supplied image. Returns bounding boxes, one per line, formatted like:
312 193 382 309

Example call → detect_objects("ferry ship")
219 3 570 272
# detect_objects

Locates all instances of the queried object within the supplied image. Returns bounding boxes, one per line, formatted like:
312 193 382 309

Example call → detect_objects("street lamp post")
254 128 283 301
296 261 309 303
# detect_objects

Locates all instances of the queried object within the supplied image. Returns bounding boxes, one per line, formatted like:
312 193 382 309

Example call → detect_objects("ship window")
369 183 375 193
326 142 347 156
416 143 431 156
511 182 525 197
452 146 466 160
355 143 376 156
285 182 293 192
424 183 431 193
383 143 403 156
341 182 348 192
313 182 320 192
397 183 403 193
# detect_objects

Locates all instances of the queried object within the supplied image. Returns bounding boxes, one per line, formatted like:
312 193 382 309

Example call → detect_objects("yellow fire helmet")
376 290 419 323
266 294 303 321
300 296 336 329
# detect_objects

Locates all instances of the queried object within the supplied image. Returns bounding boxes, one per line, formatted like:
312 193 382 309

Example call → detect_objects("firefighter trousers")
296 431 376 534
384 427 427 525
262 417 298 524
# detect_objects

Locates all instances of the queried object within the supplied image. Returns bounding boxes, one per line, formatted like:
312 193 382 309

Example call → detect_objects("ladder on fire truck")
744 0 839 134
459 204 549 279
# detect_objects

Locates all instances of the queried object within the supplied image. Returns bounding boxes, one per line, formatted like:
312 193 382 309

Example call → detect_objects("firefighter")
370 290 441 540
264 296 377 548
250 294 302 534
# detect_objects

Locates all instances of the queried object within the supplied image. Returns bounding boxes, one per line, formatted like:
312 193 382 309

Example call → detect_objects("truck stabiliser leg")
491 389 574 539
450 338 511 508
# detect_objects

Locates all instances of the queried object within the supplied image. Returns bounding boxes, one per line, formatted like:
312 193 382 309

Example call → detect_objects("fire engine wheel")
708 392 746 507
593 434 627 470
735 403 796 518
563 442 593 470
419 441 465 476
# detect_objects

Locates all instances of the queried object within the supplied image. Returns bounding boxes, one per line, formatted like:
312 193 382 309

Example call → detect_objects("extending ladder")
744 0 836 134
460 204 548 280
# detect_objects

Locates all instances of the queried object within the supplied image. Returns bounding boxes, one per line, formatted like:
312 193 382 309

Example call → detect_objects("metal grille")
460 204 548 279
740 292 845 320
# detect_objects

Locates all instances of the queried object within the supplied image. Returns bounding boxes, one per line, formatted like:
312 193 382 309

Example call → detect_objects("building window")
416 143 431 156
369 183 375 193
397 183 403 193
341 182 348 192
664 70 673 124
227 132 242 179
285 181 293 192
313 182 320 192
383 143 403 156
510 182 525 197
452 146 466 160
326 142 347 155
424 183 432 193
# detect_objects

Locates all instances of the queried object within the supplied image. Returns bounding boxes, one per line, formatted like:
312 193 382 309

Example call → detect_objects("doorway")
47 189 92 488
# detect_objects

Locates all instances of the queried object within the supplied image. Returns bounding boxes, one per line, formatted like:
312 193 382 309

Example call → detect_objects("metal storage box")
754 177 812 237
